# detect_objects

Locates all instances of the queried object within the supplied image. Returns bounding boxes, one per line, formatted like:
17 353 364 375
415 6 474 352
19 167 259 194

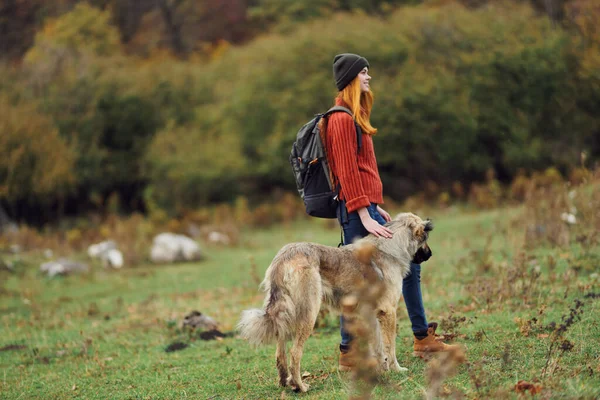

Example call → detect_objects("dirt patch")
165 342 189 353
199 329 234 341
0 344 27 352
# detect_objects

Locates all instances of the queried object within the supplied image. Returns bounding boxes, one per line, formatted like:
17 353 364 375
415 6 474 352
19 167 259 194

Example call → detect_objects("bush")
12 2 165 217
146 2 599 210
0 96 75 208
3 1 600 220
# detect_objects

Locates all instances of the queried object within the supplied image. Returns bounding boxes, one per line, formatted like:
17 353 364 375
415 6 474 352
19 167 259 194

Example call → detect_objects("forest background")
0 0 599 227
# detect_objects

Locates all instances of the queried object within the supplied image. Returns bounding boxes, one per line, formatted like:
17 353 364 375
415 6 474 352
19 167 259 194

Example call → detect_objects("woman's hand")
376 205 391 222
357 207 394 238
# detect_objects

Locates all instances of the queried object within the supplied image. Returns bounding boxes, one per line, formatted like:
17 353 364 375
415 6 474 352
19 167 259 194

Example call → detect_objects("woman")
324 53 455 371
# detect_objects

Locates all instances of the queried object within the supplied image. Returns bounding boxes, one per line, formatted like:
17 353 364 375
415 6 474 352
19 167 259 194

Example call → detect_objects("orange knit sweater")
325 99 383 213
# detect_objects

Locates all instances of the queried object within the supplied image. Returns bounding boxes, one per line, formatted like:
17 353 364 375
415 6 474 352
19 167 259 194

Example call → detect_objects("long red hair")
336 76 377 136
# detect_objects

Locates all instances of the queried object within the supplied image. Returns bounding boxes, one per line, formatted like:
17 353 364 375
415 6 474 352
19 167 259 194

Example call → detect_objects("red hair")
336 76 377 136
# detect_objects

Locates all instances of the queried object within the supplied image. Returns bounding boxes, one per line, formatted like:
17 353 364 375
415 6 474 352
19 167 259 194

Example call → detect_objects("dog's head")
383 213 433 263
412 242 432 264
409 216 433 263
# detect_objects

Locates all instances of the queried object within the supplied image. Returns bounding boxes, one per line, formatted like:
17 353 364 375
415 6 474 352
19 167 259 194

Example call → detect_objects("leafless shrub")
196 223 240 247
523 165 600 249
465 248 543 311
541 297 587 378
514 304 547 337
524 185 571 248
468 169 504 209
466 358 493 399
425 345 467 399
439 306 473 341
340 244 387 400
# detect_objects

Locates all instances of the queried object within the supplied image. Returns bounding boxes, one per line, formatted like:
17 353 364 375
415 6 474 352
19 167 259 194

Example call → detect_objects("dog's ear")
424 219 434 232
413 225 425 241
412 219 433 242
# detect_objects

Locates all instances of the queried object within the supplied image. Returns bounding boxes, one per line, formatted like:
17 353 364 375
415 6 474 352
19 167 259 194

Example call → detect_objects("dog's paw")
390 360 408 372
287 377 310 393
293 382 310 393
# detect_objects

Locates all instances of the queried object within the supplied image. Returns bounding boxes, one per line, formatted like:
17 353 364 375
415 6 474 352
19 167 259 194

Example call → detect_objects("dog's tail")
237 260 296 346
237 285 295 346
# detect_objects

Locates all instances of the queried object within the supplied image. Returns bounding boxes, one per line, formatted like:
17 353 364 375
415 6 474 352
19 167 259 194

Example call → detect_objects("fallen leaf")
537 334 549 339
514 380 542 395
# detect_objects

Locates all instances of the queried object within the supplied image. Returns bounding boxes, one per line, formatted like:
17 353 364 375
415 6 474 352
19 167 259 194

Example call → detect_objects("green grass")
1 206 599 399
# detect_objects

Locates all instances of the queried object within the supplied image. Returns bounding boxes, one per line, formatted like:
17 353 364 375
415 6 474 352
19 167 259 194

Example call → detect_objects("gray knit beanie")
333 53 370 91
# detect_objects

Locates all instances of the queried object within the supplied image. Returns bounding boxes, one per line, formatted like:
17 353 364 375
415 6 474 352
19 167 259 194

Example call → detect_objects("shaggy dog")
238 213 433 392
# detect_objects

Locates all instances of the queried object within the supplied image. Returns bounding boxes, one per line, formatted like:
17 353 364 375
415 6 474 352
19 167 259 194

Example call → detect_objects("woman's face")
358 67 371 93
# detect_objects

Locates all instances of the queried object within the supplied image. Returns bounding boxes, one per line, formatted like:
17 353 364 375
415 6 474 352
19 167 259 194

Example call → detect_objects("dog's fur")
237 213 433 392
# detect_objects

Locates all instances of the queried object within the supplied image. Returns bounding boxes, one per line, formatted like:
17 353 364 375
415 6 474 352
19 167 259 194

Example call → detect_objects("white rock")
207 231 231 246
40 258 88 277
104 249 124 268
87 240 117 258
87 240 124 269
560 212 577 225
150 233 202 264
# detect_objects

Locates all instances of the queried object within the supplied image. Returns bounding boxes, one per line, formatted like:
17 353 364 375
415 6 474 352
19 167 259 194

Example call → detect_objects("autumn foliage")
0 0 599 223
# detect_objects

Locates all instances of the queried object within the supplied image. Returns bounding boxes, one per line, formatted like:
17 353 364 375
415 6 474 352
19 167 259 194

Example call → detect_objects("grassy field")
1 205 599 399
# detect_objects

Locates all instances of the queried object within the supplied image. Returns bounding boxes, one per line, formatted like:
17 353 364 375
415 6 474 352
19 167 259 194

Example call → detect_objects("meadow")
2 189 599 400
2 1 599 398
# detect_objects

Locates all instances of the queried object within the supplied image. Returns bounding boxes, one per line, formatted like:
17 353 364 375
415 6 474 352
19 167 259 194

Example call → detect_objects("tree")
24 2 121 63
0 96 75 218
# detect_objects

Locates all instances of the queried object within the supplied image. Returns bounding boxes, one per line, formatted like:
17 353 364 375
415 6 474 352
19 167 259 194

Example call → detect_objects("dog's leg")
276 338 289 387
287 287 320 393
378 308 407 372
284 259 321 392
287 324 312 392
370 315 388 371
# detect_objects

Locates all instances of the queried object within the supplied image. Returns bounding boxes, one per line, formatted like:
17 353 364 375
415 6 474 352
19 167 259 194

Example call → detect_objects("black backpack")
289 106 362 219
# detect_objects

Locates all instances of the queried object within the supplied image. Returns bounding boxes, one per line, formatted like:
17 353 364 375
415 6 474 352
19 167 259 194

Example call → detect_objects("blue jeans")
338 202 428 347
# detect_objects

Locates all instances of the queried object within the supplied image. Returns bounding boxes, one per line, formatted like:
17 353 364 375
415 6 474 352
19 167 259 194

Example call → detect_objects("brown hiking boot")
338 347 356 372
413 322 459 359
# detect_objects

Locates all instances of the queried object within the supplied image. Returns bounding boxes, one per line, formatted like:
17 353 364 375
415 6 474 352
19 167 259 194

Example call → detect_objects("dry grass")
1 166 599 398
340 243 386 400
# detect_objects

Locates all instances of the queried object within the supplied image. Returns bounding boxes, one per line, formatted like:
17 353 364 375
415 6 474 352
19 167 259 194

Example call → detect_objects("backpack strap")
323 106 362 152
